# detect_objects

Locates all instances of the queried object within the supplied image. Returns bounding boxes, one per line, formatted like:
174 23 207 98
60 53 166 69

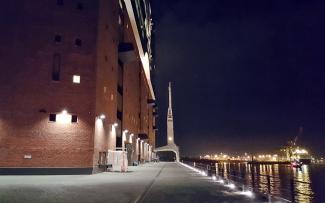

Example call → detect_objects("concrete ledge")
0 167 93 175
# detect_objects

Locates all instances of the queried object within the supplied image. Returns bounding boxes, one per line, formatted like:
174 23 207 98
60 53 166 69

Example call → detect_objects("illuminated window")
73 75 80 83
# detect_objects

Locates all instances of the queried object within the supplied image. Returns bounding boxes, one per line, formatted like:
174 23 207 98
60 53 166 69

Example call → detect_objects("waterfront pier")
0 162 268 203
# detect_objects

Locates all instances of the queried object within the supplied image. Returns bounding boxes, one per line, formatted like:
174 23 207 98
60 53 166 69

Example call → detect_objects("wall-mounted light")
113 122 118 127
57 109 71 124
129 134 134 143
123 130 128 134
99 114 106 120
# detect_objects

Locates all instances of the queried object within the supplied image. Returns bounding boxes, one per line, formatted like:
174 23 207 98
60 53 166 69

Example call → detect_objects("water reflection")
215 162 314 202
292 165 313 203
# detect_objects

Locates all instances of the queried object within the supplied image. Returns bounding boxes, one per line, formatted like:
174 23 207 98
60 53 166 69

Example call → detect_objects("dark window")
71 115 78 123
57 0 63 6
49 114 56 122
52 54 61 81
54 35 62 43
77 3 84 10
116 137 122 148
117 85 123 95
75 38 82 47
117 110 123 121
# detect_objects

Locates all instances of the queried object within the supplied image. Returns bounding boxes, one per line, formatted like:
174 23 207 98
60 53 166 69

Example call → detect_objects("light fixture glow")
201 171 207 176
239 191 254 198
113 122 118 127
99 114 106 119
217 179 225 184
129 134 134 143
226 183 236 189
123 130 128 133
57 110 71 124
212 176 217 181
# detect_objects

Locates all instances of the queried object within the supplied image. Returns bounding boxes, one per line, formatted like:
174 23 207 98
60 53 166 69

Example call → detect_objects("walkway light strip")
179 162 255 199
225 183 236 189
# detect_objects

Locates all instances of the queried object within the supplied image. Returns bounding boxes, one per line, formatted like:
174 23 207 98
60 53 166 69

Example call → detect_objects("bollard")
268 194 272 203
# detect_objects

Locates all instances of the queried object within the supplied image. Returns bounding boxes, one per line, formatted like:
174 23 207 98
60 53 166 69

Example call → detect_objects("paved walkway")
0 163 271 203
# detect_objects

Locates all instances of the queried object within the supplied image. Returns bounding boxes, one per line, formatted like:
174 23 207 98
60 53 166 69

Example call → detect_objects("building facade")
0 0 157 174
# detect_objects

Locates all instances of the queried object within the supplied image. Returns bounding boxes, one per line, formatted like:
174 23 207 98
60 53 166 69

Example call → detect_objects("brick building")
0 0 157 174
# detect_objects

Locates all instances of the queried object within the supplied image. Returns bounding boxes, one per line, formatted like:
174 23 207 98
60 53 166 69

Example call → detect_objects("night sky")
151 0 325 157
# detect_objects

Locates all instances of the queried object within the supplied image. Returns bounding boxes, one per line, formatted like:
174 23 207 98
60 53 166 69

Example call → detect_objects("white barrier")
107 150 128 172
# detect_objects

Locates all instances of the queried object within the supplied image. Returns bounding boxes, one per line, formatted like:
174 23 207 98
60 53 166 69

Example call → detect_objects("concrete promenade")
0 162 269 203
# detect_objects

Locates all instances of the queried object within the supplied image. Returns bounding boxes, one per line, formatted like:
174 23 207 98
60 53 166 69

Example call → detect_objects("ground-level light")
226 183 236 189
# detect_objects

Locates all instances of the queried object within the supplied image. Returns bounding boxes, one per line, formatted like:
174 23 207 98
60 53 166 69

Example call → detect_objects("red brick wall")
0 0 155 169
0 0 99 168
92 0 120 168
